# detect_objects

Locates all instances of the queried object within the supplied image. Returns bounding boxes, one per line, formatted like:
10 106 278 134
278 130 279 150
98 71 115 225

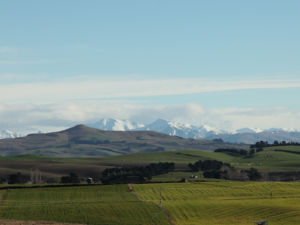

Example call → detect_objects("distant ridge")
0 125 247 157
2 118 299 144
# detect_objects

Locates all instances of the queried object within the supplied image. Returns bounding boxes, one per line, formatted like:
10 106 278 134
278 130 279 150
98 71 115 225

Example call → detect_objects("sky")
1 0 300 133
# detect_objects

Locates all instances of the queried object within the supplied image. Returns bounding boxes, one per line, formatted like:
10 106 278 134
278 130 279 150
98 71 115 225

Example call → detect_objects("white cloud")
1 75 300 133
0 102 300 134
1 77 300 103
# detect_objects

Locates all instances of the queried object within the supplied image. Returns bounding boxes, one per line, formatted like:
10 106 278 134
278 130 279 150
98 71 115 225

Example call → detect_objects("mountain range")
88 118 300 144
1 118 300 144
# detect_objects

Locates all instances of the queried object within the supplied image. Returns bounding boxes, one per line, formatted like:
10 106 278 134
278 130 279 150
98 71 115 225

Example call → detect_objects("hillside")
1 145 300 183
103 145 300 170
207 130 300 144
0 125 247 157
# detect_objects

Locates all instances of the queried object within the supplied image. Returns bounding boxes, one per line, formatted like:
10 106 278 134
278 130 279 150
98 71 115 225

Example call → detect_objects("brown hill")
0 125 248 157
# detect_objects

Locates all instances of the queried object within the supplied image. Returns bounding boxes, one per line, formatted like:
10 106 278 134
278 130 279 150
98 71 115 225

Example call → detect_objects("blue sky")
1 0 300 132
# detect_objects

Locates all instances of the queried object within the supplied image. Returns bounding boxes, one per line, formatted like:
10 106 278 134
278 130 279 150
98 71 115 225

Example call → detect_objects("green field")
1 145 300 182
134 182 300 225
1 182 300 225
0 185 168 225
103 145 300 170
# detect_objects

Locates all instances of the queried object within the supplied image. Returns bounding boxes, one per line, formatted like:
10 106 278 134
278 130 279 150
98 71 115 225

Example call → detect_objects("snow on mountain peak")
235 128 263 134
89 118 145 131
0 130 19 139
2 118 300 144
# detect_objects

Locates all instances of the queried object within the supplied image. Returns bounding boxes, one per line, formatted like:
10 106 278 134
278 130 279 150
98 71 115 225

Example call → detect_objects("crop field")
104 145 300 171
134 182 300 225
0 182 300 224
0 185 168 225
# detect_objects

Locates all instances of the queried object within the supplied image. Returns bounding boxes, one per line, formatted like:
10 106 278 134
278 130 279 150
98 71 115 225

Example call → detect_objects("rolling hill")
1 145 300 182
0 125 247 157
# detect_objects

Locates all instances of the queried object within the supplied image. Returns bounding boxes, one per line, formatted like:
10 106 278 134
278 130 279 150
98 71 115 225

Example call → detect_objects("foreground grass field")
134 182 300 225
0 185 168 225
1 182 300 225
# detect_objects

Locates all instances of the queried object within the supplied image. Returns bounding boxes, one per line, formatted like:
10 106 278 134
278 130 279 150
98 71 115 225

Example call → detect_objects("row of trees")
189 160 233 179
250 140 300 148
0 172 81 184
60 172 80 183
188 159 261 181
189 160 225 172
215 148 248 156
101 162 175 184
215 148 264 157
1 158 263 185
0 172 30 184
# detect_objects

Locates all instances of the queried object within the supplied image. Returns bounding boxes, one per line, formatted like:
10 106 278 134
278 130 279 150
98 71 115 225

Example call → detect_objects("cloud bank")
1 76 299 133
1 76 300 103
0 102 299 134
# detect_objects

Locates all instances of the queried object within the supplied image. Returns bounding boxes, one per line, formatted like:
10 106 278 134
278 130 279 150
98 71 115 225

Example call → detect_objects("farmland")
105 145 300 171
134 182 300 225
0 182 300 224
0 185 168 225
1 146 300 224
1 145 300 182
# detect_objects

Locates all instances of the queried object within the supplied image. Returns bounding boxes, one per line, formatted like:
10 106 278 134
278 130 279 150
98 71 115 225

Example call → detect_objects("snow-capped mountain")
88 118 145 131
143 119 202 138
89 118 222 139
0 130 19 139
142 119 225 139
3 118 300 144
235 128 263 134
88 118 300 144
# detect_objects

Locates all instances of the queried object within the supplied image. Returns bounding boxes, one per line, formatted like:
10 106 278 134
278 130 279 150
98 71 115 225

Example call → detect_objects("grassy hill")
104 145 300 170
0 125 247 157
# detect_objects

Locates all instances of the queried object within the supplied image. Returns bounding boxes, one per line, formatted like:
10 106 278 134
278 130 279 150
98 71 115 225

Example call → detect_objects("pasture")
134 182 300 225
2 145 300 182
0 182 300 224
102 145 300 171
0 185 168 225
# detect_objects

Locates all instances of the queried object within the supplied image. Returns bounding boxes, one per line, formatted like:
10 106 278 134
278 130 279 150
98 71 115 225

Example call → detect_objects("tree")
0 177 6 184
189 160 225 172
249 149 256 157
246 168 261 181
60 172 80 184
8 172 30 184
101 162 175 184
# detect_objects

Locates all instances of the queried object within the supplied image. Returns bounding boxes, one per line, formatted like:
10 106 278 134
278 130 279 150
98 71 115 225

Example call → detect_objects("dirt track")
0 220 85 225
128 184 175 225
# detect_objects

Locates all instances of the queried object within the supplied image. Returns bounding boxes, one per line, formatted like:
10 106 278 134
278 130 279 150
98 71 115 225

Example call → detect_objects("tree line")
250 140 300 148
0 159 264 185
189 159 261 181
101 162 175 184
214 148 263 157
